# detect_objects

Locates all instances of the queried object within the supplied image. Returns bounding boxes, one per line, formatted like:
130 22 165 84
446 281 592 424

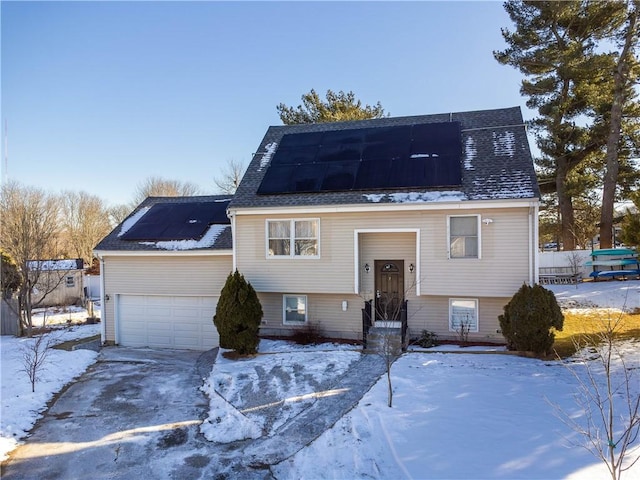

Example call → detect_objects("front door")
374 260 404 322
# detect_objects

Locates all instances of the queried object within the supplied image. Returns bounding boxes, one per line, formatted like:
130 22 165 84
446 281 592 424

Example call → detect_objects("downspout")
229 210 237 272
98 254 106 345
529 204 539 285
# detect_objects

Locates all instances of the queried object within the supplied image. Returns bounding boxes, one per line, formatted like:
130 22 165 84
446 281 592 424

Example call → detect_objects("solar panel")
120 201 230 241
257 121 462 195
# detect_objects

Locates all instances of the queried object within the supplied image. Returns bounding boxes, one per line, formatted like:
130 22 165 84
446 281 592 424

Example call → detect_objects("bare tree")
0 181 64 336
131 176 201 206
108 203 132 227
551 316 640 480
22 332 56 392
60 191 112 265
214 158 246 194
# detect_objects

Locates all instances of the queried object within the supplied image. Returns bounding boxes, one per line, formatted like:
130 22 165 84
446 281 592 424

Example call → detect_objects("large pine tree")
277 89 386 125
495 1 632 250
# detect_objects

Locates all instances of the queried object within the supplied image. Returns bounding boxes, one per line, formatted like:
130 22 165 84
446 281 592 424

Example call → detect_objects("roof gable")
230 107 540 210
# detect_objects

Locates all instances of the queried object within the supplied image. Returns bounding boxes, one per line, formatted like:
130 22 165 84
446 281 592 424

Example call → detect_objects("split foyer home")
95 106 540 351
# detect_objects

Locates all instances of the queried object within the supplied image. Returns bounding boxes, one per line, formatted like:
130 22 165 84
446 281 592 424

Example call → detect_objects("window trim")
448 298 479 333
282 294 308 325
447 214 481 259
266 218 320 259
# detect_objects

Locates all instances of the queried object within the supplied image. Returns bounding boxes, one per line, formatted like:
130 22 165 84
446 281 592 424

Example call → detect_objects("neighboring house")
94 196 232 350
95 106 540 350
229 106 540 344
28 259 84 308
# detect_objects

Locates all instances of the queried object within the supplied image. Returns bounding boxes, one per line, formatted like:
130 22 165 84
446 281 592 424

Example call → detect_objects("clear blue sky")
1 1 529 207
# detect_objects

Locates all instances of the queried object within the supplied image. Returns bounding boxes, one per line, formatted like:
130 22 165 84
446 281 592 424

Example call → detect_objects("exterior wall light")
364 263 370 273
482 218 494 225
409 263 415 273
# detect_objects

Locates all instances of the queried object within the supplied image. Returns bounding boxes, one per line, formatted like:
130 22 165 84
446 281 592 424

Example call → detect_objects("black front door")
374 260 404 321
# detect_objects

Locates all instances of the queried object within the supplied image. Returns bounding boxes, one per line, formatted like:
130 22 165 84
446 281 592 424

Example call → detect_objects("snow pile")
139 224 228 250
117 207 150 237
201 342 360 443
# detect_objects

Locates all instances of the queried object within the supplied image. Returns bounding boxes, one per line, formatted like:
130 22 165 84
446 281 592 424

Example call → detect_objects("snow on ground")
2 281 640 478
0 320 100 461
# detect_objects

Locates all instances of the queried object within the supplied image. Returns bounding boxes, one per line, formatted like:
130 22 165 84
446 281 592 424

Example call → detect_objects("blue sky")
1 1 529 207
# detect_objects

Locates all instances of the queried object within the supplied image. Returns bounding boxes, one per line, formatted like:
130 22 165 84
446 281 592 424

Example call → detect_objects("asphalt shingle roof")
230 106 540 210
94 196 233 252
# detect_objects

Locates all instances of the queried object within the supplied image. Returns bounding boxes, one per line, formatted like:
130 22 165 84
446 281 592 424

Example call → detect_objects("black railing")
362 300 372 349
400 300 408 351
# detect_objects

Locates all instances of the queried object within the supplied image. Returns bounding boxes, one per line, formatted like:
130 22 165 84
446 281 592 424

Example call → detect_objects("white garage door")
117 295 219 350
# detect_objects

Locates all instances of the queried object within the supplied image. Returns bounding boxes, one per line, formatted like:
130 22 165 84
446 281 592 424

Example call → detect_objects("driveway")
2 345 386 479
1 347 220 480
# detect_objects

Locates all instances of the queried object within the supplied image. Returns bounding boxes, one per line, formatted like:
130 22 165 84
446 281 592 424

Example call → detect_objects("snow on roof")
258 142 278 172
363 190 466 204
27 259 82 271
118 207 150 237
492 131 515 157
139 225 228 251
464 137 476 170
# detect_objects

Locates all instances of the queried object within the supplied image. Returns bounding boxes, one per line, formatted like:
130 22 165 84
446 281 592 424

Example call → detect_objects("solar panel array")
120 201 230 241
257 122 462 195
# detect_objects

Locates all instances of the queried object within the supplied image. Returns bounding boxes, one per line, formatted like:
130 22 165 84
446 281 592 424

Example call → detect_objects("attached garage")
117 295 219 350
94 196 234 351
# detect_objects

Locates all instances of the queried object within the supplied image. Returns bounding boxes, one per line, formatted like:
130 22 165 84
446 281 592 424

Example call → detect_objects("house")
93 196 232 350
229 106 539 344
95 106 539 350
28 259 85 308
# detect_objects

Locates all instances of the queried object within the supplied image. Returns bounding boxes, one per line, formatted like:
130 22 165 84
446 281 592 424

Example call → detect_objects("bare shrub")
22 333 56 392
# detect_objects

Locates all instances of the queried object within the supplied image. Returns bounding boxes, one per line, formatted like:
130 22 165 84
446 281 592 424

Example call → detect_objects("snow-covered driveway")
1 347 216 480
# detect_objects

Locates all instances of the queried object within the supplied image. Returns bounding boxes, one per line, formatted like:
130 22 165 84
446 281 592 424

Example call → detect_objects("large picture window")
283 295 307 324
267 219 319 258
448 215 480 259
449 298 479 332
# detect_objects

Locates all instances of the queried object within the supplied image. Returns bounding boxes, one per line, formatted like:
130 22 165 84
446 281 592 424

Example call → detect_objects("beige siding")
235 207 532 298
257 291 508 344
103 255 232 342
32 270 84 307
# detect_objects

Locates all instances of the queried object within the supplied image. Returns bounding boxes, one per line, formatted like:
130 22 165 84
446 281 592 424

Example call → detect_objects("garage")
117 295 219 350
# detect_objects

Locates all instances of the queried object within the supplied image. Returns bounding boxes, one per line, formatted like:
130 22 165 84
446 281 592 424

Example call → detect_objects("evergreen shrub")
213 270 263 355
499 283 564 355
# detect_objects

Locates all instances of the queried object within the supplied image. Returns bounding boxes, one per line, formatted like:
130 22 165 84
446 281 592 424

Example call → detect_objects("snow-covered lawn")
2 281 640 479
0 322 100 461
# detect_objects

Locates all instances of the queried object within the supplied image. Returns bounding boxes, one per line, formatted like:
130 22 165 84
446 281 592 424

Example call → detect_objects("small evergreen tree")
1 249 21 298
499 284 564 355
213 270 263 355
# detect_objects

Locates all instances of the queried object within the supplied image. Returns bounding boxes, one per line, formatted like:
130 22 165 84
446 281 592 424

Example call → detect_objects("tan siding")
257 291 507 344
235 207 532 298
103 255 232 342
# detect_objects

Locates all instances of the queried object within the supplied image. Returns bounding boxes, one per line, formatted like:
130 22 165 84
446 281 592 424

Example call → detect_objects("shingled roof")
94 196 232 252
230 106 539 210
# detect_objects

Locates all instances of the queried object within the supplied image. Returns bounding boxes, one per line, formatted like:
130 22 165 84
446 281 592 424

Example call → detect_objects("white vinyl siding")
283 295 307 324
267 219 319 258
449 298 479 332
448 215 480 259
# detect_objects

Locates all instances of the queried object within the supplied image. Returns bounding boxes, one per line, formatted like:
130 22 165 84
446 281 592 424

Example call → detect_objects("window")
267 219 319 258
283 295 307 324
65 275 75 288
449 298 478 332
448 215 479 258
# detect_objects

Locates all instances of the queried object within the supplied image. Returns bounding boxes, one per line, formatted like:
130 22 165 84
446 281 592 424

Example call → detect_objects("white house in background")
28 259 84 308
95 106 540 351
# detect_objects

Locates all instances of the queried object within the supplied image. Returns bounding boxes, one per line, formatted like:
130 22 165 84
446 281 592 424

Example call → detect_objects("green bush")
213 270 263 355
499 283 564 355
415 330 438 348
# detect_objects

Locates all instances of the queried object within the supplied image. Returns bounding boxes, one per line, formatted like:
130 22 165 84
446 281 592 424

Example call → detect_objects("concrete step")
364 328 403 355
